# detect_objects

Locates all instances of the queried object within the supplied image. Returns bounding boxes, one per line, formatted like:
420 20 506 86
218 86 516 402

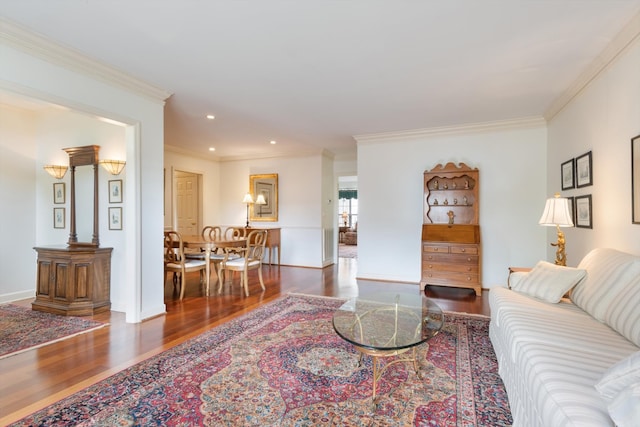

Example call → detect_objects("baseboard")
0 290 35 304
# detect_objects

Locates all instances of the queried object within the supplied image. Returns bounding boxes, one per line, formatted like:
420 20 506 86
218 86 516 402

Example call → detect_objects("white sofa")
489 248 640 427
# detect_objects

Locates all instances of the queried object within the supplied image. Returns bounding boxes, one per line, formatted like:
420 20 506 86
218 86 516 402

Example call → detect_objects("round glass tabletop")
332 292 444 352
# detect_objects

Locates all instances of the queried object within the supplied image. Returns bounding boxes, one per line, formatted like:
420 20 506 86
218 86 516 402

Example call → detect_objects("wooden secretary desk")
33 145 113 316
421 162 482 296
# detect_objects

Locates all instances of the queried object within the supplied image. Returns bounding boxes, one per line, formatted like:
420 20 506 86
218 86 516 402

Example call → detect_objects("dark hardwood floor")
0 258 489 424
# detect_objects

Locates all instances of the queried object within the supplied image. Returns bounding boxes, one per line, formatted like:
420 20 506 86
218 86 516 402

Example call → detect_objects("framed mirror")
64 145 101 246
249 173 278 222
633 135 640 224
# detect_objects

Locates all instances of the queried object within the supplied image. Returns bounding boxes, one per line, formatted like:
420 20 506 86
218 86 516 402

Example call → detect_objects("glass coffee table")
332 292 444 407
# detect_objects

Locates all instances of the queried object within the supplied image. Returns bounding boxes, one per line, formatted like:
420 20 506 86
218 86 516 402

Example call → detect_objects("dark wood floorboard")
0 258 489 424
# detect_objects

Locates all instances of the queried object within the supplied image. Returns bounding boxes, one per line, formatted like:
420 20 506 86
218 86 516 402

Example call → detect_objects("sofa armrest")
508 267 531 289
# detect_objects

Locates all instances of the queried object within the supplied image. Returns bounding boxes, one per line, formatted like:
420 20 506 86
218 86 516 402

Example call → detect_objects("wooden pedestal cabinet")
422 162 481 295
32 245 113 316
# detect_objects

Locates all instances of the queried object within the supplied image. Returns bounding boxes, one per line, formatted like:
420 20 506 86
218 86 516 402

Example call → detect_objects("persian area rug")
0 304 107 360
10 294 512 426
338 243 357 259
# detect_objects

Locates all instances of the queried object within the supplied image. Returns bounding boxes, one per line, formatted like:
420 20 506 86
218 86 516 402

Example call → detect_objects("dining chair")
164 231 207 300
219 229 268 296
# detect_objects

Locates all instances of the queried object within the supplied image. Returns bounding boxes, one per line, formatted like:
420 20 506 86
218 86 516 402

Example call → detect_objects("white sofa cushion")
603 274 640 347
607 382 640 427
571 248 640 322
511 260 586 303
595 351 640 400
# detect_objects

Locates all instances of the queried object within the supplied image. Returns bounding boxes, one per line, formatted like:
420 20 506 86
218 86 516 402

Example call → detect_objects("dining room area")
163 225 282 301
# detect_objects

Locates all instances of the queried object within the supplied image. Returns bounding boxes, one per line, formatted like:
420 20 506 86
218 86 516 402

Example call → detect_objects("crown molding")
354 116 546 144
164 143 331 163
544 11 640 121
0 17 172 103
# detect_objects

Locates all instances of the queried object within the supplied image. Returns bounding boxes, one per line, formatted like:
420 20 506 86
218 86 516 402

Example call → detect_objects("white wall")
218 154 326 267
0 106 37 302
32 109 128 309
1 24 169 321
356 121 548 288
547 36 640 263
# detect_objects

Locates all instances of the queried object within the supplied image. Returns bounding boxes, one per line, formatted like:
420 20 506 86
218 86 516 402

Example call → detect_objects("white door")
176 171 199 235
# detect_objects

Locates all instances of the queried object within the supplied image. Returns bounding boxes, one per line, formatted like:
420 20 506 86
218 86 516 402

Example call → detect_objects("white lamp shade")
242 193 254 204
539 195 574 227
255 194 266 205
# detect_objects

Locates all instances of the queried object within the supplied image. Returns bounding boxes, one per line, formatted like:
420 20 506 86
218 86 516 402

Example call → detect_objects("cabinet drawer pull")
467 257 472 262
461 248 466 252
428 264 433 268
467 276 472 281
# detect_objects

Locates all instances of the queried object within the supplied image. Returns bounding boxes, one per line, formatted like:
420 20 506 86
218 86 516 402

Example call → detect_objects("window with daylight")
338 196 358 228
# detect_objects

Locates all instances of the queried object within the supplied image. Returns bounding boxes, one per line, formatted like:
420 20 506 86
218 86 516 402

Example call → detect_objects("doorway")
338 176 358 260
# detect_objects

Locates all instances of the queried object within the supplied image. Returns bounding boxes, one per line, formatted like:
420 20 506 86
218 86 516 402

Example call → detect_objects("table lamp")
243 192 254 227
539 193 574 266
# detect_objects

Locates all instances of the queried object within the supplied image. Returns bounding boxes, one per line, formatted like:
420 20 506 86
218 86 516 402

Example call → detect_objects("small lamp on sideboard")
539 193 574 266
243 192 254 228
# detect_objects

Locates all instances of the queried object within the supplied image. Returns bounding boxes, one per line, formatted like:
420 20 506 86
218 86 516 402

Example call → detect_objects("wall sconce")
539 193 574 266
243 192 254 228
43 165 68 179
99 160 126 175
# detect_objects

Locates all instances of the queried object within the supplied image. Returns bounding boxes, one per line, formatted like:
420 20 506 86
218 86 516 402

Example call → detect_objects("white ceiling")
2 1 640 160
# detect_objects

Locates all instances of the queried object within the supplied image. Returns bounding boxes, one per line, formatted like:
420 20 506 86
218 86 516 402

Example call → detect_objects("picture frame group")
561 151 592 190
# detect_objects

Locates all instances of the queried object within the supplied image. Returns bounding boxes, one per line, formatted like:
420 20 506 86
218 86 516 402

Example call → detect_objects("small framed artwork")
576 151 593 188
108 207 123 230
566 196 575 225
53 207 65 229
575 195 592 229
53 182 65 204
108 179 123 204
561 159 575 190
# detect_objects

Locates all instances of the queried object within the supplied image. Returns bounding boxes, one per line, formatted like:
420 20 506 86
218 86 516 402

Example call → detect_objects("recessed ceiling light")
209 147 215 152
206 114 215 120
270 140 277 145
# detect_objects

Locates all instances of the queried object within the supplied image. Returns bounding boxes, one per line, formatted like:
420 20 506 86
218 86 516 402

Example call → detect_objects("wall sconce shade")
43 165 68 179
539 193 574 266
99 160 126 175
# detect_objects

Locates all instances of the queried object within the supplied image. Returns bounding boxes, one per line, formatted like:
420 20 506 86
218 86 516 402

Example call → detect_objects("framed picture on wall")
108 179 123 203
576 151 593 188
53 182 65 204
108 207 123 230
53 207 65 229
575 195 592 229
561 159 575 190
632 134 640 224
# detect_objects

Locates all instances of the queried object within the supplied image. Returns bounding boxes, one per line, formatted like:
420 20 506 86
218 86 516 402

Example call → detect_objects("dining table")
180 234 247 296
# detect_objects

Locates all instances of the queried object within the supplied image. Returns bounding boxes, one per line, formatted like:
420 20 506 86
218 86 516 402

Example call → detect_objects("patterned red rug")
10 294 512 426
0 304 107 360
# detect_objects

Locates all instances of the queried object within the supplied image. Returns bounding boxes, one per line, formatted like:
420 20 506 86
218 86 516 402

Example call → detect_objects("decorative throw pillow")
607 382 640 427
595 351 640 400
511 260 587 303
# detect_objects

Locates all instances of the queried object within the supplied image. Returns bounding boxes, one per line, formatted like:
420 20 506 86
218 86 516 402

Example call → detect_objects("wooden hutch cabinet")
421 162 481 295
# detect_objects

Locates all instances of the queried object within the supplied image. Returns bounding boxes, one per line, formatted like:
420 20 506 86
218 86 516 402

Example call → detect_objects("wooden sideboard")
32 245 113 316
420 224 481 295
246 227 280 265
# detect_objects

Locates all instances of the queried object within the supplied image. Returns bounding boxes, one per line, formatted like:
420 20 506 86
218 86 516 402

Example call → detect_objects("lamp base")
550 226 567 266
